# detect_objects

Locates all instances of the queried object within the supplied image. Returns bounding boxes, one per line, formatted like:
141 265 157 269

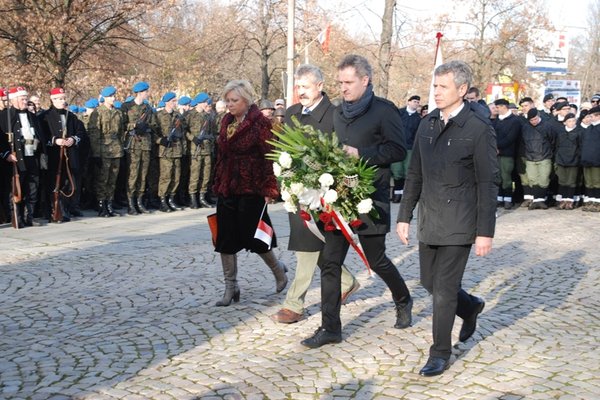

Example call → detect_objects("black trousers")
318 230 410 334
419 242 480 359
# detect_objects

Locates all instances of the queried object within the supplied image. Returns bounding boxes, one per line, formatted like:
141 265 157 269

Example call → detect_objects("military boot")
167 195 182 211
98 200 107 217
160 197 172 213
189 193 199 209
106 200 118 217
127 197 139 215
136 196 149 214
199 192 215 208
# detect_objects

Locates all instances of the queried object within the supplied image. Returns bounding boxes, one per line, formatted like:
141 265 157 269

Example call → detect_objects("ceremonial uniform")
121 98 157 213
155 104 185 211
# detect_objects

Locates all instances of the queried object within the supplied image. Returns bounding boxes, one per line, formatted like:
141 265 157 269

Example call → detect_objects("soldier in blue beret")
120 80 158 214
88 85 125 217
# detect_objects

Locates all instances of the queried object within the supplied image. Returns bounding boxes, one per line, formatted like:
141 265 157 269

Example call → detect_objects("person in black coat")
397 61 499 376
521 109 556 209
493 98 521 209
0 87 47 228
39 87 86 222
271 64 359 325
580 106 600 212
300 55 412 349
391 95 422 203
554 113 582 209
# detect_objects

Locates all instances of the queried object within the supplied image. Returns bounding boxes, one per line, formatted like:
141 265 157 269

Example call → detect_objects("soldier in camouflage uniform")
121 81 157 215
176 96 193 207
186 92 216 208
155 91 185 212
88 86 125 217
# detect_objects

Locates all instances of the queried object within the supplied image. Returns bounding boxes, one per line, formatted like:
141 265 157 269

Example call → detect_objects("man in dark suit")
271 64 360 324
301 55 413 348
396 60 499 376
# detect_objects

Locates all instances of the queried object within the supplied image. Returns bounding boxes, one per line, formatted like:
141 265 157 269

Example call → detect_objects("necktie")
303 108 311 115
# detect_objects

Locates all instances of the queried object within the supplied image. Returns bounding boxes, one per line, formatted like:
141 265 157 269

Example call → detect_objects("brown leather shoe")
341 280 361 305
271 308 303 324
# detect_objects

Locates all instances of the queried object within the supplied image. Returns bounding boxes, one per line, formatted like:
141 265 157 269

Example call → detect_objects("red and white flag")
254 203 273 249
428 32 444 113
317 24 331 54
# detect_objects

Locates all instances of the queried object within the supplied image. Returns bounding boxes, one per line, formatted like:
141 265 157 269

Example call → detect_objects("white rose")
323 189 338 204
283 201 297 213
278 152 293 169
281 189 292 201
273 162 282 177
290 182 305 196
318 173 334 188
357 198 373 214
297 188 322 210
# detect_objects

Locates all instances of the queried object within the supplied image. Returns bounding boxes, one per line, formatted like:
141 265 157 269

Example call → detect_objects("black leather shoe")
459 297 485 342
419 356 450 377
300 327 342 349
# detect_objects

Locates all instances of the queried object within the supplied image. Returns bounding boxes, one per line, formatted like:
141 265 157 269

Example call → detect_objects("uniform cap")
125 96 135 103
68 104 79 113
527 108 539 120
190 99 198 107
194 92 210 104
114 101 122 109
564 113 576 121
8 86 28 99
161 91 176 103
590 93 600 101
554 101 569 111
408 95 421 102
100 86 117 97
50 87 65 97
85 98 99 109
274 107 286 117
543 93 554 103
158 100 166 108
519 97 533 105
494 98 509 107
589 105 600 115
259 99 274 110
275 98 285 106
132 81 149 93
178 96 191 106
78 106 86 113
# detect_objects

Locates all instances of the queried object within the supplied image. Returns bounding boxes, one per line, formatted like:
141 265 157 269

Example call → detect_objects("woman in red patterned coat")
212 80 287 306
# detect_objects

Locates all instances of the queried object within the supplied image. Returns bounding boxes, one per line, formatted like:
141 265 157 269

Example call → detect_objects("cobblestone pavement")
1 203 599 400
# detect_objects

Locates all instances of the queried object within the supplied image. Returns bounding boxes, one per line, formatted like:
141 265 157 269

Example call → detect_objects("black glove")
135 121 149 133
159 137 170 146
92 157 102 168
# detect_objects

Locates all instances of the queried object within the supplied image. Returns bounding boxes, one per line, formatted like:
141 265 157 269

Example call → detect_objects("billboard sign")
526 30 569 74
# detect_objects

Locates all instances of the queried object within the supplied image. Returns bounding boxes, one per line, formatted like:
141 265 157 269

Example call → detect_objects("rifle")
4 88 22 229
193 115 211 157
160 113 183 157
124 106 150 152
51 114 76 223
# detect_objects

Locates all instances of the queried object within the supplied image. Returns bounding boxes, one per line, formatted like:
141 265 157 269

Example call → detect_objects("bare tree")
0 0 163 88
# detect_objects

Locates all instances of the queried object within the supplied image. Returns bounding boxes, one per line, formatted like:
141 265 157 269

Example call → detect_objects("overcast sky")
322 0 592 40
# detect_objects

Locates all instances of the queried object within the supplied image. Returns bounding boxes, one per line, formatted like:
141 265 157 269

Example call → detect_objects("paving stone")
0 205 598 398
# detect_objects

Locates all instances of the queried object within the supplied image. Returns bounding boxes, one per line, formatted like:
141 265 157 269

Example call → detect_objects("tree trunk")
377 0 395 98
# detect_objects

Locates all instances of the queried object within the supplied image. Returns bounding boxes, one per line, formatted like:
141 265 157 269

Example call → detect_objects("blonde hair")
222 80 255 105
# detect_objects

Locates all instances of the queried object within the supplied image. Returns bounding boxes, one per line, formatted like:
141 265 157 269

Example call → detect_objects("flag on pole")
254 203 273 249
317 24 331 54
428 32 444 113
